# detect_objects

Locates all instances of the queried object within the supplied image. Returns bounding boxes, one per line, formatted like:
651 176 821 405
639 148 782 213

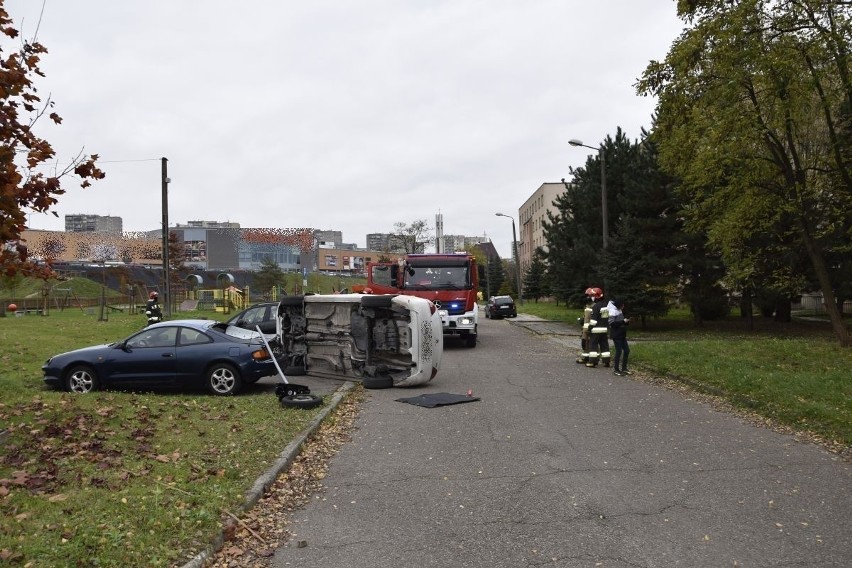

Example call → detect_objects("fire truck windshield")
404 266 469 289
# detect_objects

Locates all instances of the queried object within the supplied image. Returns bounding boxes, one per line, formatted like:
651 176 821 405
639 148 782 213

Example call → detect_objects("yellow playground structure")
183 272 261 315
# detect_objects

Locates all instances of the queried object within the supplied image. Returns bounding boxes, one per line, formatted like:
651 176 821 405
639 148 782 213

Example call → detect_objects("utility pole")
161 157 171 317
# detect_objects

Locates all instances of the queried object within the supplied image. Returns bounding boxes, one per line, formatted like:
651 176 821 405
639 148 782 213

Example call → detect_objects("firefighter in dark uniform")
585 287 611 367
145 291 162 326
576 288 596 364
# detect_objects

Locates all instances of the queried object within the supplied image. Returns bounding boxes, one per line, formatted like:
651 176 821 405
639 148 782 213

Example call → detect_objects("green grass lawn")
0 309 326 567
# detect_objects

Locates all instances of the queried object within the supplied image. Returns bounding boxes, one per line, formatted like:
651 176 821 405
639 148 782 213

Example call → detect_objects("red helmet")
586 287 603 299
149 291 159 299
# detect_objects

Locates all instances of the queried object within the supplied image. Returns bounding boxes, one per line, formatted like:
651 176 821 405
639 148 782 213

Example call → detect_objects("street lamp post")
161 157 171 317
495 212 523 304
569 139 608 251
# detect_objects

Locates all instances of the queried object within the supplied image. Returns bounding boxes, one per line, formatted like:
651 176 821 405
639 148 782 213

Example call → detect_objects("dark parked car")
42 319 277 396
485 295 517 319
225 302 277 337
225 302 284 361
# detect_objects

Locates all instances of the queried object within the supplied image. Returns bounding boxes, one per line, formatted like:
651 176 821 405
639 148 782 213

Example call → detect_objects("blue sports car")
42 319 278 396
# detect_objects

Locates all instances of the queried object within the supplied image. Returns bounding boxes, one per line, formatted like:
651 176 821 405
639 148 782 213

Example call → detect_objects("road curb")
180 380 357 568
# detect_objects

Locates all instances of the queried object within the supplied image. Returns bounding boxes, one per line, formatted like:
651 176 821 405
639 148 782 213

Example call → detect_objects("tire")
362 375 394 389
206 362 243 396
279 295 304 307
280 393 323 409
465 332 477 348
65 365 100 393
284 365 306 376
361 294 396 308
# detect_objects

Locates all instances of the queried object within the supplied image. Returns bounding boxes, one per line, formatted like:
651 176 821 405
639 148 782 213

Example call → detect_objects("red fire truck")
367 253 480 347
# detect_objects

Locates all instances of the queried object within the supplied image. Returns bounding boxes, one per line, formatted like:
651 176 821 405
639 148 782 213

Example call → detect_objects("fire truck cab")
367 254 479 347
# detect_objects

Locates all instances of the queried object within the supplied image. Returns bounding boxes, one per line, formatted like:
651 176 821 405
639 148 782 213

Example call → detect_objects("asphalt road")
269 314 851 567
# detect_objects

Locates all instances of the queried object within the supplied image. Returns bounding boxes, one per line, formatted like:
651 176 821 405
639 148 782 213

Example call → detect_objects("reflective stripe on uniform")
591 327 608 333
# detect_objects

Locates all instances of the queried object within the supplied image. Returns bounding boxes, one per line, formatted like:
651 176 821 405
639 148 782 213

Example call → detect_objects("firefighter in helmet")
585 287 611 368
145 291 163 326
576 288 596 364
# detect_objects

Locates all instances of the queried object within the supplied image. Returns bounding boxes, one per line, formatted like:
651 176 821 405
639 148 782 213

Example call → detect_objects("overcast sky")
9 0 684 258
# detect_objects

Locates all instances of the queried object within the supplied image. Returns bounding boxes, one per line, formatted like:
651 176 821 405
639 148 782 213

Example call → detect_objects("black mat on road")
396 392 481 408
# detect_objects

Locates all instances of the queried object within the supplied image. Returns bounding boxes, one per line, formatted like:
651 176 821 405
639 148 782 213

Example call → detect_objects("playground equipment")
184 272 249 314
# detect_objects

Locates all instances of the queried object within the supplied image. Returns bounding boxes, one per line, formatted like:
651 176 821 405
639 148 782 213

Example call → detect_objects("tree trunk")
741 288 754 330
774 297 792 323
801 224 850 347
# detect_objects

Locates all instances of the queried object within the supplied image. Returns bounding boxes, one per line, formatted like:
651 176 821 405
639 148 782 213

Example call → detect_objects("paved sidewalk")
267 317 851 567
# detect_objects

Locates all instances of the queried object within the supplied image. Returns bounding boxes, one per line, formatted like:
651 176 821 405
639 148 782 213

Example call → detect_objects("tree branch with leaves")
390 219 433 254
638 0 851 346
1 3 105 278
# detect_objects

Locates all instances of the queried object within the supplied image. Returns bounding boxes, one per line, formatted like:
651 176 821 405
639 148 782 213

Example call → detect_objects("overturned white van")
275 293 443 387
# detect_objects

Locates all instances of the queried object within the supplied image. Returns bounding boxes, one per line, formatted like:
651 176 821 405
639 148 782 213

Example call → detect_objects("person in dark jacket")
607 298 631 376
145 291 162 326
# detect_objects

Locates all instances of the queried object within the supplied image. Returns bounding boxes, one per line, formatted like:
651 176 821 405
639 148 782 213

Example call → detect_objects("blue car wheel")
65 365 100 394
206 363 242 396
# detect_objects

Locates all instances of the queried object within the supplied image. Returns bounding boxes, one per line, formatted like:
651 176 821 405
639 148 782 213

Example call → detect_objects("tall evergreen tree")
253 257 286 299
603 222 668 327
601 128 685 323
486 255 505 298
544 128 666 306
522 247 550 302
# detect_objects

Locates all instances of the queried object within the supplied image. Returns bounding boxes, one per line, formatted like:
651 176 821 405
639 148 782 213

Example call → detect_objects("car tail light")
431 366 439 379
428 301 436 315
252 349 271 361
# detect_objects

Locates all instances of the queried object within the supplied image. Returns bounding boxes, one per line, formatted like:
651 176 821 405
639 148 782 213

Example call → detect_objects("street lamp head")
568 139 584 147
495 212 508 218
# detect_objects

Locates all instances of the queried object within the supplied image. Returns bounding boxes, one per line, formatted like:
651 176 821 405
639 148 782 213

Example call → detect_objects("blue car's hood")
52 342 118 359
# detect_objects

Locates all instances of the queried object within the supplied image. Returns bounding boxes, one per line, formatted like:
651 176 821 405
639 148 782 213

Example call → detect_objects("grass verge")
0 309 326 567
516 300 852 448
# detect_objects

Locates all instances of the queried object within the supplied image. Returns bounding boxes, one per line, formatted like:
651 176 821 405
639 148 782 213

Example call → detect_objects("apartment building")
518 182 564 272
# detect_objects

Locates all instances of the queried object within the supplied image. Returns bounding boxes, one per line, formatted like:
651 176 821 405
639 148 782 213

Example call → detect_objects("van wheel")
363 375 394 389
361 295 396 308
284 365 306 376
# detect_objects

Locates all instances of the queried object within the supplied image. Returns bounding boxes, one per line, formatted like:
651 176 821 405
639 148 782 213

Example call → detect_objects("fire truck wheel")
279 295 304 306
465 332 477 348
363 375 394 389
361 295 396 308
